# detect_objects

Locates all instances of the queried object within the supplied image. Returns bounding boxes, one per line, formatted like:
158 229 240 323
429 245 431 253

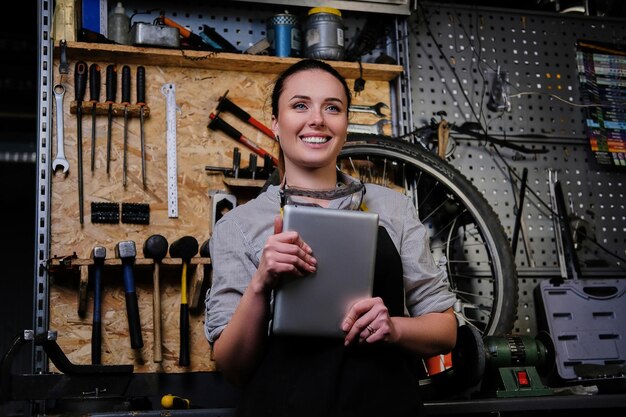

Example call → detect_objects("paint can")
304 7 344 60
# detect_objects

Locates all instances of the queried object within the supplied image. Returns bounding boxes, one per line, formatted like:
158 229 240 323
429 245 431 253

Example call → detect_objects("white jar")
108 2 130 45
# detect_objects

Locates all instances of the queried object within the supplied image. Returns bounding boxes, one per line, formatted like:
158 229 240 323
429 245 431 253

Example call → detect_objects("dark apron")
238 227 423 417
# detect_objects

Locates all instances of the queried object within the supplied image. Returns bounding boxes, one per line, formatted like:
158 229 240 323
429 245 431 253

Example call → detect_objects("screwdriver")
89 63 101 172
136 66 147 189
121 65 131 187
105 65 117 174
74 61 88 224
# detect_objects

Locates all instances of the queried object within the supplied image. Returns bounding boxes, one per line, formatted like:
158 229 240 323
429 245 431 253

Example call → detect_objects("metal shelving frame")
34 0 54 376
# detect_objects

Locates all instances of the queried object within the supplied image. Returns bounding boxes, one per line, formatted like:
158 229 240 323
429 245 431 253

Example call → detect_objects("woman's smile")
299 134 332 145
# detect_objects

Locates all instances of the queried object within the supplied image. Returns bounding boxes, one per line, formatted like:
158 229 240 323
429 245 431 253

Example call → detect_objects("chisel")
121 65 131 187
89 63 101 171
74 61 88 224
136 66 147 189
105 64 117 174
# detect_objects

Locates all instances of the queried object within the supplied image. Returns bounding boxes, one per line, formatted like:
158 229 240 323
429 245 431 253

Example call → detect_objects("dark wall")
0 1 37 416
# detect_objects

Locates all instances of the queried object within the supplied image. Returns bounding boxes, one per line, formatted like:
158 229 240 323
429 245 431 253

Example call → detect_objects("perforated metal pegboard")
408 3 626 334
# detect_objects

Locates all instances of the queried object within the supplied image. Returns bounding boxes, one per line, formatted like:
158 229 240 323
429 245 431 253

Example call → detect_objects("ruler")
162 83 178 218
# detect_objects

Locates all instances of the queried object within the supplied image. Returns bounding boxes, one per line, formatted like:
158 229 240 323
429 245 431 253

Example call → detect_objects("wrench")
349 102 389 118
52 84 69 174
347 119 390 135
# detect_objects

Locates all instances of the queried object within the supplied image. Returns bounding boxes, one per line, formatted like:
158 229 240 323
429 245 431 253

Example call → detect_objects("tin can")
304 7 344 61
267 11 301 57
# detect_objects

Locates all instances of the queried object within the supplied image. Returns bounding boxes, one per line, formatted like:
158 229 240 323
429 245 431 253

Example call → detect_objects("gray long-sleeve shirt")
205 174 456 343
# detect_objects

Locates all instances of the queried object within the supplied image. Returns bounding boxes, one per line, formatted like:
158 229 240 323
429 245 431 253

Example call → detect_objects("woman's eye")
326 104 340 112
293 103 308 110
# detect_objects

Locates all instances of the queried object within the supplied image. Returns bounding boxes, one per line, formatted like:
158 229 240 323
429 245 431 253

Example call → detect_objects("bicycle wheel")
339 136 518 337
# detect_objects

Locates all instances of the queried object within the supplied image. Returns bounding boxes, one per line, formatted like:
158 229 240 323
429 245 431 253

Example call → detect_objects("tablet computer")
272 204 379 338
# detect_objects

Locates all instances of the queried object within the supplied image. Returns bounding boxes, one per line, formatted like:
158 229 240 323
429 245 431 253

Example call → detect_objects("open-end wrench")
52 84 69 174
347 119 390 135
349 102 390 118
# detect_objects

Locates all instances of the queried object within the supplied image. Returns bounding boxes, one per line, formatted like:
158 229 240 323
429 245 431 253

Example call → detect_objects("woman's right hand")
254 215 317 291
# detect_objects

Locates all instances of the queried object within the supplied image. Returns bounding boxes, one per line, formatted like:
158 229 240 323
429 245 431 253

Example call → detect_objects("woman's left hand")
341 297 396 346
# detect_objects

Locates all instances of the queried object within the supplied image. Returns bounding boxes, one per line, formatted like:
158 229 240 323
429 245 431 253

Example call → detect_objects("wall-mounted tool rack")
35 0 402 376
69 101 151 117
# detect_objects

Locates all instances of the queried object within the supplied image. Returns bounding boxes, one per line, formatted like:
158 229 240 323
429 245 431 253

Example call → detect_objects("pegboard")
407 3 626 334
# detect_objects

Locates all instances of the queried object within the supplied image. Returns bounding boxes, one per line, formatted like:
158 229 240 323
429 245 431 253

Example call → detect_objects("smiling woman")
205 59 458 417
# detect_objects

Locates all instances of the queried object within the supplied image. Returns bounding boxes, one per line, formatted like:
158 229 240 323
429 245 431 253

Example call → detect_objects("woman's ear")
271 116 279 138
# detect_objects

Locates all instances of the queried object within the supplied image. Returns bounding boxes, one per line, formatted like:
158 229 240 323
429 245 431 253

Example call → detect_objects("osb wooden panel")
49 60 392 373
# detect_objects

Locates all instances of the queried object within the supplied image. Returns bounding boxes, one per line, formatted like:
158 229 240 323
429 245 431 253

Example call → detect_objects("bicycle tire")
340 136 518 336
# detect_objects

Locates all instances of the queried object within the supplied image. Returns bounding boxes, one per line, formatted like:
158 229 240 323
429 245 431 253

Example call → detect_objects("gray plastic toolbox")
535 278 626 381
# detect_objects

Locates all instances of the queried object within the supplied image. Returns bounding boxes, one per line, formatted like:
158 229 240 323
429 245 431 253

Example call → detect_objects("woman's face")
272 69 349 173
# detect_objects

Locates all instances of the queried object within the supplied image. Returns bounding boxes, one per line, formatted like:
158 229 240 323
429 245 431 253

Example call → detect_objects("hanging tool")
105 64 117 174
208 113 278 166
137 66 147 189
169 236 199 367
52 84 69 174
91 246 106 365
347 119 390 135
121 65 131 188
89 63 101 171
349 102 389 118
511 167 529 256
142 234 169 363
74 61 88 224
437 119 450 159
548 170 568 281
114 240 144 349
216 90 275 139
162 83 178 218
552 176 582 281
189 237 212 310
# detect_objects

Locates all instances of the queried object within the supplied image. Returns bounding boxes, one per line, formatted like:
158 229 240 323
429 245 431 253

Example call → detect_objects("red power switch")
516 370 530 387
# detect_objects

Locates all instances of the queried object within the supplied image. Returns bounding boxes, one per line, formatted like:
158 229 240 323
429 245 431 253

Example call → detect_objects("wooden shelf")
223 177 267 188
49 256 211 270
56 41 404 81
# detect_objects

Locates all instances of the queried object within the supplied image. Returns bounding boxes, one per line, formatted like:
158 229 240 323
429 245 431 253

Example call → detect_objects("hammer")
143 234 169 363
114 240 144 349
91 246 106 364
188 238 211 311
169 236 199 366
